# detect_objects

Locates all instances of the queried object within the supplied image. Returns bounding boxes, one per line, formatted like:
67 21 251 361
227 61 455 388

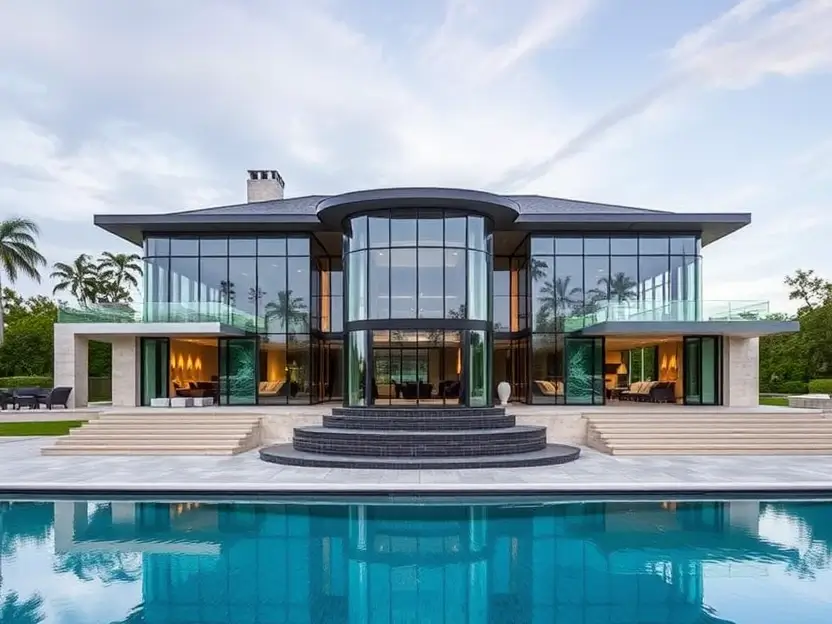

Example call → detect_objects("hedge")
808 379 832 394
0 376 53 388
759 380 809 394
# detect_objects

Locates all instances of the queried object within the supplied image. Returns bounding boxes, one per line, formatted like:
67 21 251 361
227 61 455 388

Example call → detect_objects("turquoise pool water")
1 498 831 623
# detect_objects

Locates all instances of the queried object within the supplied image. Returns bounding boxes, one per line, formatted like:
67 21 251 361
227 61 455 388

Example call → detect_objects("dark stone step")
292 426 546 458
323 412 516 431
260 444 581 469
331 407 506 419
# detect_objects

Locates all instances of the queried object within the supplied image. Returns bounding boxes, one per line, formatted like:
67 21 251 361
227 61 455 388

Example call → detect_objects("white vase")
497 381 511 406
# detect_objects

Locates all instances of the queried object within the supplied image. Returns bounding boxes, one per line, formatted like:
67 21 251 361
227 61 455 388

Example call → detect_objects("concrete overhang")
578 320 800 338
57 322 246 338
316 187 521 229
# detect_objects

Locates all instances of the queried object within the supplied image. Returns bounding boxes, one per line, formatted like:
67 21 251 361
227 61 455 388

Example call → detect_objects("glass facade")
139 228 723 406
343 210 493 406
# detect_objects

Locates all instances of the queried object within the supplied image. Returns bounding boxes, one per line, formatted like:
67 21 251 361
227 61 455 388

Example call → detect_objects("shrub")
808 379 832 394
775 380 809 394
0 376 53 389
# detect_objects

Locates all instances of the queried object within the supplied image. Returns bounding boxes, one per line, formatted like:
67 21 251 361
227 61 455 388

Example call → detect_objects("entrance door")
683 336 721 405
218 337 258 405
140 337 170 406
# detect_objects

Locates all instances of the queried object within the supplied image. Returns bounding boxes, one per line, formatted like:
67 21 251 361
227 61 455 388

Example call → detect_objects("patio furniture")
39 386 73 409
12 387 42 410
0 390 13 410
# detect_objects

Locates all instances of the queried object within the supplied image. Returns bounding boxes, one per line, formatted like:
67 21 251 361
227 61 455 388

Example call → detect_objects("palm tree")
0 218 46 345
596 272 637 302
529 257 549 282
265 290 308 332
0 592 45 624
97 252 142 302
51 254 100 305
536 276 583 330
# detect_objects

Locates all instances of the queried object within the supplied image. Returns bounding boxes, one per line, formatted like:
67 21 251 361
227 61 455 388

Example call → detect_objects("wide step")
41 413 262 456
587 412 832 456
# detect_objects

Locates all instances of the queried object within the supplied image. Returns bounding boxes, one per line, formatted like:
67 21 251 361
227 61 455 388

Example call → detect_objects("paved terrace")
1 435 832 496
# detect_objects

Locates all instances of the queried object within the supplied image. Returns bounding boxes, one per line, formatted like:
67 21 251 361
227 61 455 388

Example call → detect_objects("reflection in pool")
1 499 832 622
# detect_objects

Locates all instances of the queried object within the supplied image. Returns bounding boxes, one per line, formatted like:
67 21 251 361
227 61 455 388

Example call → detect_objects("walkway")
1 437 831 495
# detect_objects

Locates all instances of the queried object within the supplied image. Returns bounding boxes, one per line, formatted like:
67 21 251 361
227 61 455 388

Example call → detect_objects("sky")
0 0 830 313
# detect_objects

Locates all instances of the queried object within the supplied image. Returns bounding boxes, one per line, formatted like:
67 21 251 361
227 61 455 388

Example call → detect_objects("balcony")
57 302 263 332
589 300 771 324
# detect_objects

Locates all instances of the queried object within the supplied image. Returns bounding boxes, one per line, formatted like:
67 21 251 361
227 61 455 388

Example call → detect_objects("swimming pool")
1 498 831 623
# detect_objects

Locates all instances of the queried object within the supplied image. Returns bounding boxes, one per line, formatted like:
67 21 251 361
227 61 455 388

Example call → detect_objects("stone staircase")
42 412 262 455
586 411 832 455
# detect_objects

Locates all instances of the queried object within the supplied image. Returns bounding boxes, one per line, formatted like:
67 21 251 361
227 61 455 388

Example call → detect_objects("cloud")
497 0 832 189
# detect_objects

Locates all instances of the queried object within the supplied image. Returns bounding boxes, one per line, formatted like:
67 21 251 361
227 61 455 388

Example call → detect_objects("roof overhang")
514 212 751 246
57 322 246 338
94 213 323 246
579 320 799 338
316 188 521 229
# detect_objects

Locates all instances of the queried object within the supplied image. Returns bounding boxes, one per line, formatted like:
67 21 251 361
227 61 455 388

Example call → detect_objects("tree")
0 290 57 377
97 252 142 302
0 218 46 345
0 592 45 624
596 272 637 302
265 290 308 332
784 269 832 312
536 276 583 331
51 253 100 305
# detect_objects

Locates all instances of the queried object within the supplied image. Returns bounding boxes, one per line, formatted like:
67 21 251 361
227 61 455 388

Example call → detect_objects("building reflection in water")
50 499 816 624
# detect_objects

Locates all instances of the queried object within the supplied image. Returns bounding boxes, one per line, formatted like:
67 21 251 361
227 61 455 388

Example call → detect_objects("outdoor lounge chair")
0 390 13 410
12 387 42 410
39 386 72 409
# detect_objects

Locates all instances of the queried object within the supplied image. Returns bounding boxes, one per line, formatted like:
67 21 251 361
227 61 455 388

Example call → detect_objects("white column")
348 505 369 624
111 336 140 407
468 506 488 624
53 325 88 407
722 337 760 407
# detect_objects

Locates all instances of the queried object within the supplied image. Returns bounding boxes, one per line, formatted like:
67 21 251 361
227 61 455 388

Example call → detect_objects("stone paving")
2 436 832 495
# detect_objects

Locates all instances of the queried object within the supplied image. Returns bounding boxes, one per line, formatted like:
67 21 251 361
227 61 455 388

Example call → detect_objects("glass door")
140 337 169 406
684 336 721 405
218 337 258 405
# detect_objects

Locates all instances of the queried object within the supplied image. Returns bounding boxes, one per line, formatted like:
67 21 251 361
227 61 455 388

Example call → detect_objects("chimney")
246 169 285 202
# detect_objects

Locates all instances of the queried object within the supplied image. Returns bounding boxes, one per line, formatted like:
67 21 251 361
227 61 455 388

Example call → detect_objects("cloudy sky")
0 0 830 312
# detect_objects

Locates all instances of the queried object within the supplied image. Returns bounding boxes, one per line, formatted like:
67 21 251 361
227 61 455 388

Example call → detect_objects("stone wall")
722 336 760 407
53 325 89 408
111 336 139 407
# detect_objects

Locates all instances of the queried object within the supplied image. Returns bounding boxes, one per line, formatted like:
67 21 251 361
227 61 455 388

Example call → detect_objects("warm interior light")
178 355 185 369
669 354 677 370
661 355 668 370
170 352 175 369
195 357 202 371
616 362 627 375
456 348 462 375
186 355 193 370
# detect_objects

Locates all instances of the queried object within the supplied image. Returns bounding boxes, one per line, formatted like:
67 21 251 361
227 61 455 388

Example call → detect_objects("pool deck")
2 436 832 496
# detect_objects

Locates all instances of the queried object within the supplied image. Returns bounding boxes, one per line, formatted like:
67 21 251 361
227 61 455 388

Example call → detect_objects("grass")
0 420 85 436
759 396 789 407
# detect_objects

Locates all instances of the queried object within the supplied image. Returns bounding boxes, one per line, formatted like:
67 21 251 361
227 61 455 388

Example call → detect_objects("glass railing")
579 300 771 325
57 301 267 332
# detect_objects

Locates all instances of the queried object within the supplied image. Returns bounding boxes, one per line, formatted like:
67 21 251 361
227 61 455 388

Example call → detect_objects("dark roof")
93 186 750 247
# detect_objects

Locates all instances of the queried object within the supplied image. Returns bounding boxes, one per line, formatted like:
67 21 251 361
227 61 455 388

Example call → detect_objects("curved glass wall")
343 210 493 407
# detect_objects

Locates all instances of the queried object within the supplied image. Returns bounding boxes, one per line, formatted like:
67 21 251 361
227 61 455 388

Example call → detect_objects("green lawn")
759 396 789 407
0 420 85 436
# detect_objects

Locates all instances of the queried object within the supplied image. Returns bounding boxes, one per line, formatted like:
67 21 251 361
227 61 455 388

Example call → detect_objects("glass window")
555 237 582 255
701 337 717 405
467 216 486 250
531 256 554 332
200 238 228 256
468 330 489 407
583 237 609 255
390 218 417 247
287 257 310 332
610 237 637 255
564 338 603 405
531 334 563 404
287 237 309 256
229 237 257 256
444 249 465 318
258 335 287 405
608 256 639 306
220 337 257 405
258 257 286 332
670 236 698 255
349 216 368 251
169 257 199 314
369 249 389 319
530 237 553 255
418 216 443 247
493 257 510 297
169 238 198 256
330 298 343 333
258 237 286 256
390 248 416 318
145 237 170 257
347 251 368 321
141 338 169 405
144 257 169 308
639 236 669 255
368 213 389 248
200 257 229 322
467 250 488 321
347 330 367 406
445 217 466 247
286 334 310 404
494 297 510 331
418 248 444 318
584 256 609 309
228 257 257 331
638 256 670 310
554 255 583 328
